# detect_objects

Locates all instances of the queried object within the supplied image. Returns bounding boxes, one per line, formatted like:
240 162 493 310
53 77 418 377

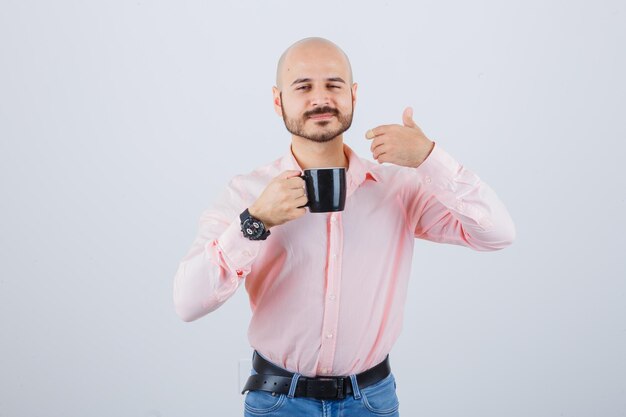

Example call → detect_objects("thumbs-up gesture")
365 107 435 168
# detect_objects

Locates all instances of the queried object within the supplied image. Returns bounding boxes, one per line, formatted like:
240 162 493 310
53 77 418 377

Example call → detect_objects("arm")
173 178 261 322
366 107 515 251
173 170 308 322
405 143 516 251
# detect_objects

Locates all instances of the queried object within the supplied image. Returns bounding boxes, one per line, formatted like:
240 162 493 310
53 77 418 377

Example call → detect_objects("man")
173 37 515 417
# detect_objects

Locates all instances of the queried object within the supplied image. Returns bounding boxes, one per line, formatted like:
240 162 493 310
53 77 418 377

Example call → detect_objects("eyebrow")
290 77 347 86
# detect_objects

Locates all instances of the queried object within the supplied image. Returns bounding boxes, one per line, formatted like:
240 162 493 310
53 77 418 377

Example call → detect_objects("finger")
377 153 390 164
289 187 307 198
402 107 418 128
373 145 388 160
278 170 303 179
365 124 394 140
285 176 306 189
373 151 383 161
370 136 386 153
295 194 308 205
375 153 387 164
375 150 393 164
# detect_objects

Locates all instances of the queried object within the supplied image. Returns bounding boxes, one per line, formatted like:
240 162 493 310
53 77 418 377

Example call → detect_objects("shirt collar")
279 143 380 188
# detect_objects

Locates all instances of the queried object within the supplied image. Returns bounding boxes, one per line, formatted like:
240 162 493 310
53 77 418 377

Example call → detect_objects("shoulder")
207 157 280 218
227 156 283 197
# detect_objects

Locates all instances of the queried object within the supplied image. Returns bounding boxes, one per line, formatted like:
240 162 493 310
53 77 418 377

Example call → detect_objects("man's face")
273 45 357 143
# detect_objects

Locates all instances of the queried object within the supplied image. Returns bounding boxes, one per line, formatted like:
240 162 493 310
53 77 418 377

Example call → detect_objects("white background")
1 1 625 416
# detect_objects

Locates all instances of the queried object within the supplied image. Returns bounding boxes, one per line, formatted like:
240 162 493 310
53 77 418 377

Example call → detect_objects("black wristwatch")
240 208 271 241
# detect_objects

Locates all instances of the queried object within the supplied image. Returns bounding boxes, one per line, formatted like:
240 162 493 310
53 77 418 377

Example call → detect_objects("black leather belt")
241 351 391 400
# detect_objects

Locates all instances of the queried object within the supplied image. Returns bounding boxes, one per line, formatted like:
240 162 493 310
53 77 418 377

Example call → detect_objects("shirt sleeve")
404 142 516 251
173 177 261 322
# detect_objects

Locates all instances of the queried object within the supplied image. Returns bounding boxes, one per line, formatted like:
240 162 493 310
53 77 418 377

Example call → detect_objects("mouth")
308 113 335 121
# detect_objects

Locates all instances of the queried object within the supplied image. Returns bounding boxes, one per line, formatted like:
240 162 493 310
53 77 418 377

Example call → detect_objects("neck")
291 135 349 170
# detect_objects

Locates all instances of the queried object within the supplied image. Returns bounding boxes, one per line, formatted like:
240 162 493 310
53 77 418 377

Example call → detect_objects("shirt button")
329 294 336 301
322 368 330 374
243 250 252 257
425 176 432 184
331 216 337 222
331 253 337 259
326 333 333 339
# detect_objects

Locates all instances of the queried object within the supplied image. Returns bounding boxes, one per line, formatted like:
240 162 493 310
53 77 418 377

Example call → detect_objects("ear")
272 86 283 117
351 82 358 107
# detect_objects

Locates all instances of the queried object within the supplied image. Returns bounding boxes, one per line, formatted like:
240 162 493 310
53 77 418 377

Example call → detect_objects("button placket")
317 212 343 375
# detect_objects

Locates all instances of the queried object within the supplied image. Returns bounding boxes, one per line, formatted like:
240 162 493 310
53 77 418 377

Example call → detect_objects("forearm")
173 214 261 321
410 144 516 251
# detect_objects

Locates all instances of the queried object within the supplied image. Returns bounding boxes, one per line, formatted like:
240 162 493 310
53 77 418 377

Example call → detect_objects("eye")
328 84 342 89
296 85 311 91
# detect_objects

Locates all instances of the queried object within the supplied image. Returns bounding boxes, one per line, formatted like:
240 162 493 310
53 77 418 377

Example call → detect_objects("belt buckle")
307 377 344 400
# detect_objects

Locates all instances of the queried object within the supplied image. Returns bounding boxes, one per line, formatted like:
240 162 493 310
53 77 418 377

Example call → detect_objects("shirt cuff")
216 216 262 272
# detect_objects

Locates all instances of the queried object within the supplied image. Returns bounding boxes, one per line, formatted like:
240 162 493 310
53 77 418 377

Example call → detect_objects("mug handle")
298 175 309 209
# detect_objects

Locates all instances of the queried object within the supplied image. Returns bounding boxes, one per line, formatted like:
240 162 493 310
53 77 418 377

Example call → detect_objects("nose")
309 86 330 107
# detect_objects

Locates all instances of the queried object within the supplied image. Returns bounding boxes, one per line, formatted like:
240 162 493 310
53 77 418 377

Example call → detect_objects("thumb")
402 107 418 128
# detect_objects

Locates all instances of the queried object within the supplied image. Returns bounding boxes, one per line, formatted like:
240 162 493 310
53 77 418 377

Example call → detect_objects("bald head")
275 37 353 90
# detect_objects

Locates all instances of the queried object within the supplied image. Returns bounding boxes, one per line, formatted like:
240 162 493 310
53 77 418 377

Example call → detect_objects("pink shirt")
173 142 515 377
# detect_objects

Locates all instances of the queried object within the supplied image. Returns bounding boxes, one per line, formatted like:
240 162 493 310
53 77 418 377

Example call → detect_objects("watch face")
243 217 264 239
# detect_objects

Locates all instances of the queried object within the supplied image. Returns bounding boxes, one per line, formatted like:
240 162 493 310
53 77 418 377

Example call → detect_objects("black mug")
300 167 347 213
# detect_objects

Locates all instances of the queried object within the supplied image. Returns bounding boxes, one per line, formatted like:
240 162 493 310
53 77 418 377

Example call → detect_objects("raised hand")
365 107 435 168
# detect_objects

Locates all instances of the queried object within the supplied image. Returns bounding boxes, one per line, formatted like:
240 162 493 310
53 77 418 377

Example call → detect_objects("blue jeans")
243 371 400 416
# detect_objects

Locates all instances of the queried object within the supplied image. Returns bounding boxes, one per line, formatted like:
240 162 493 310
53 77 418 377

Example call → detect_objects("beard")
280 93 354 143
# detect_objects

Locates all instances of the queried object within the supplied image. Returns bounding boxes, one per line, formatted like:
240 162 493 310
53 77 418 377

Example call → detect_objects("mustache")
303 107 339 118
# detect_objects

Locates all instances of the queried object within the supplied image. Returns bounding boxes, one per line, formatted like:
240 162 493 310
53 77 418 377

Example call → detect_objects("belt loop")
287 372 301 398
349 374 361 400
